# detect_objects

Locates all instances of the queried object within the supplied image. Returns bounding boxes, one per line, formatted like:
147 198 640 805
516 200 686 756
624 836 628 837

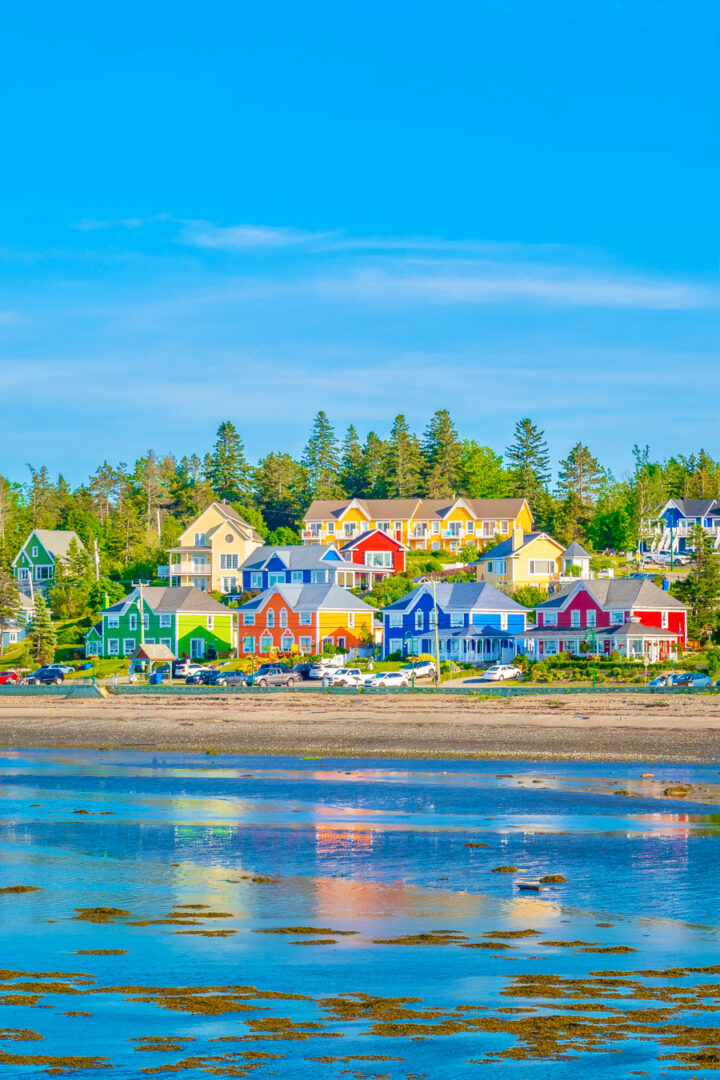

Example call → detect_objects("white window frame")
32 545 39 558
207 615 214 631
291 571 303 583
544 612 558 627
243 636 255 653
299 612 312 626
107 614 120 629
586 610 596 628
128 614 137 631
570 610 580 628
661 611 668 629
108 638 119 656
610 609 624 626
259 635 273 652
243 613 255 626
279 608 288 628
299 636 313 654
159 637 172 650
266 610 275 628
450 612 463 628
159 613 171 628
123 638 136 656
250 573 263 589
280 633 294 651
388 613 402 629
194 532 207 547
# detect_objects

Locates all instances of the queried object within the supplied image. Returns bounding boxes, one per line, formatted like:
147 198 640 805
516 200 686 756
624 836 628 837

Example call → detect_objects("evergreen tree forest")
1 413 718 596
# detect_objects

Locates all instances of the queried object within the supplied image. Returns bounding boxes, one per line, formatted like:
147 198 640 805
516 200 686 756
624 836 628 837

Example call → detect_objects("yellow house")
167 502 264 594
302 498 533 555
475 530 566 591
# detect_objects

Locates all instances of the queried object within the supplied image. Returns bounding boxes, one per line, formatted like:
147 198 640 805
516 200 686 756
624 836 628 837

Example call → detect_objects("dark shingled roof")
536 579 688 612
382 581 527 613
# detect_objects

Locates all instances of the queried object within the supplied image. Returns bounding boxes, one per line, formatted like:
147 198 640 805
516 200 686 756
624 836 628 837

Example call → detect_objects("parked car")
206 670 248 687
48 663 75 674
293 663 315 681
308 662 336 681
330 667 365 687
26 667 65 685
649 673 675 688
673 672 713 689
0 670 22 685
173 660 204 679
401 661 437 679
369 670 411 689
185 668 215 685
248 663 298 688
480 664 523 682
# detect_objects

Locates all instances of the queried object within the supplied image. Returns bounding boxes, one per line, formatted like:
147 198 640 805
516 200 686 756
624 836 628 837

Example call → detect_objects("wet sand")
0 692 718 761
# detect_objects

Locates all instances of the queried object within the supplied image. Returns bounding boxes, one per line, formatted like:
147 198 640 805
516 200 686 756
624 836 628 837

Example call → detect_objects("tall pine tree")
206 421 252 503
505 418 551 506
386 415 423 497
302 412 343 499
0 569 23 657
359 432 389 498
29 594 57 666
423 410 462 498
339 426 364 496
556 442 606 542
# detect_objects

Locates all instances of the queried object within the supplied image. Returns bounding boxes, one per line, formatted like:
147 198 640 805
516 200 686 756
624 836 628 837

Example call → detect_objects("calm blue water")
0 751 718 1077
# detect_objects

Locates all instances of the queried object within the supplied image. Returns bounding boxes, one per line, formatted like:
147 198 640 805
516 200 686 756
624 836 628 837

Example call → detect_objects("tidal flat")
0 750 718 1077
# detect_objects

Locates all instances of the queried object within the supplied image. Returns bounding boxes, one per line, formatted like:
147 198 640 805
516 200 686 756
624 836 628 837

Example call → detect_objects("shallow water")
0 751 718 1077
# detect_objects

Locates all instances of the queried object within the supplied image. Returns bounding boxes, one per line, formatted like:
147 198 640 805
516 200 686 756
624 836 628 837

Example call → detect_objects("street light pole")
432 578 441 687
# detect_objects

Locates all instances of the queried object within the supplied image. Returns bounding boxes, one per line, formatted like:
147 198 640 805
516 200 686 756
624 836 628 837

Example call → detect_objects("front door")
190 638 205 659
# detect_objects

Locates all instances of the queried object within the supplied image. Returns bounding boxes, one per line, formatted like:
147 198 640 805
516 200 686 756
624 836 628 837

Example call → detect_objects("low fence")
0 682 716 699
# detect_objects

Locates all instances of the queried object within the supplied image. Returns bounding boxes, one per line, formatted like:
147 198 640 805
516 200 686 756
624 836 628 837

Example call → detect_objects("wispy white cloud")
74 213 174 231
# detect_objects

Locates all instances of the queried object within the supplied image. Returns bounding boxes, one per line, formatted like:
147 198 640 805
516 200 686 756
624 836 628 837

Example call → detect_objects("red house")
519 579 689 662
339 528 406 576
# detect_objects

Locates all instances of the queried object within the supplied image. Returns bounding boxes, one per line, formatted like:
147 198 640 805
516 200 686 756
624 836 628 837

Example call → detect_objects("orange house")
236 583 379 658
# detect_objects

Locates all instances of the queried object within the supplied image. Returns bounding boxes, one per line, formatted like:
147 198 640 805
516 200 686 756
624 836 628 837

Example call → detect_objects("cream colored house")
167 502 264 594
475 530 566 592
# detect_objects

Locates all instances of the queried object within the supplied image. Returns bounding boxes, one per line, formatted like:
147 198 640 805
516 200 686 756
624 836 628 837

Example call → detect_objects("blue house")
381 582 527 663
654 499 720 553
239 545 389 593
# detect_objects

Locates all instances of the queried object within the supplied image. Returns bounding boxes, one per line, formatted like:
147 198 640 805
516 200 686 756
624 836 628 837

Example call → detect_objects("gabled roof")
382 581 527 614
303 497 531 524
237 583 375 614
304 499 422 521
563 541 591 558
13 529 84 565
536 579 688 612
240 544 343 572
661 499 720 518
132 643 176 660
339 529 407 552
477 532 562 562
85 622 103 639
104 586 230 616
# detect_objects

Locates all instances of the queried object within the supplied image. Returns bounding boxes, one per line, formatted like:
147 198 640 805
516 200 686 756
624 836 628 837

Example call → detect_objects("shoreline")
0 693 718 762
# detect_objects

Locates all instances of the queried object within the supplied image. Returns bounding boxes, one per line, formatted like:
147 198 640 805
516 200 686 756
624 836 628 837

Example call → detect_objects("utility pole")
132 580 147 647
432 578 441 687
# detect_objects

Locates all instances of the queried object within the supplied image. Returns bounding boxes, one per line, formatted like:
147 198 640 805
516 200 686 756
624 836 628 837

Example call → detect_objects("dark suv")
27 666 65 685
249 663 298 688
206 670 248 687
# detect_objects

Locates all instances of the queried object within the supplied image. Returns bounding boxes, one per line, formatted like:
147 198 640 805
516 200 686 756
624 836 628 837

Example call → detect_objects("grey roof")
105 586 230 615
439 626 513 640
663 499 720 517
563 541 591 558
537 579 688 612
382 581 528 614
28 529 84 561
477 532 553 561
237 583 375 613
213 501 264 540
240 544 342 572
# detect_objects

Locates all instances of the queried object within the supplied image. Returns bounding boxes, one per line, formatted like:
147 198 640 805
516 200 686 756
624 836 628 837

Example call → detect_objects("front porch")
399 627 517 664
515 624 680 664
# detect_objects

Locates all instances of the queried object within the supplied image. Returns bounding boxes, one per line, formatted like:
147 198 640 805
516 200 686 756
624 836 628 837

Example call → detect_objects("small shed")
130 643 176 675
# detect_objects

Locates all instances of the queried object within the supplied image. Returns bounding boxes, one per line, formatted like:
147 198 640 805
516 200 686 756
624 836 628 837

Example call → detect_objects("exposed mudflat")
0 692 718 761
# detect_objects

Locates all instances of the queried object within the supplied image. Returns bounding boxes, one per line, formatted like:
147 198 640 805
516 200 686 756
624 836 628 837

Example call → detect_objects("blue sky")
1 0 717 484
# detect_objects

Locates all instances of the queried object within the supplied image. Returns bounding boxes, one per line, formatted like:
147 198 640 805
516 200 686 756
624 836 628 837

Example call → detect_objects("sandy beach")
0 692 718 761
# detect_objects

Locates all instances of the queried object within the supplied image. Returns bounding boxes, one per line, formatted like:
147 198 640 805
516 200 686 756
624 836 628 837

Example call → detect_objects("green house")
12 529 85 598
85 586 237 660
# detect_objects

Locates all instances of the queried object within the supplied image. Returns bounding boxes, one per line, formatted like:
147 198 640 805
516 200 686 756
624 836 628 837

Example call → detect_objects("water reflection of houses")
314 825 374 856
